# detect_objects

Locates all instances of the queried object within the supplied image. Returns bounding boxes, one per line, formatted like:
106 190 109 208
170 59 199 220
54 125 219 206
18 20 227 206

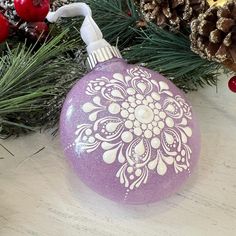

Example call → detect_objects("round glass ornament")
49 2 201 204
60 56 200 204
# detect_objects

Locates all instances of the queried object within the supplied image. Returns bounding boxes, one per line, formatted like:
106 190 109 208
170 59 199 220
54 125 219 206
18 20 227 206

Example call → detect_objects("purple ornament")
60 58 200 204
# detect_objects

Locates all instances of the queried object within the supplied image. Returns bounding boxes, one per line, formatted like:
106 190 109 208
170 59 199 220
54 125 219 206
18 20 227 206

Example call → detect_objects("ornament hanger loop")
46 2 110 54
46 2 122 68
46 2 92 21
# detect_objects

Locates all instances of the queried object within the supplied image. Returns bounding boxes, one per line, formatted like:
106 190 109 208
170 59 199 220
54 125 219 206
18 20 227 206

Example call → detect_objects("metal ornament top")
87 46 122 69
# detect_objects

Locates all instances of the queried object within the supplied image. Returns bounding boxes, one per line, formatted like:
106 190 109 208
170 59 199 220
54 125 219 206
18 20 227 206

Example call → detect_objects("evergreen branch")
0 31 85 138
123 25 221 91
87 0 141 48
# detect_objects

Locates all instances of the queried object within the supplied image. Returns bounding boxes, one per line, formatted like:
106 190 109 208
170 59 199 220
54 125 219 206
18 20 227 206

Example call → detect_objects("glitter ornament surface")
60 58 201 204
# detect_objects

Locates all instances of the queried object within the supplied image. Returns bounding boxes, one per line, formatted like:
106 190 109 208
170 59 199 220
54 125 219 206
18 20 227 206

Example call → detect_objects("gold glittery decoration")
140 0 208 31
190 0 236 64
207 0 227 7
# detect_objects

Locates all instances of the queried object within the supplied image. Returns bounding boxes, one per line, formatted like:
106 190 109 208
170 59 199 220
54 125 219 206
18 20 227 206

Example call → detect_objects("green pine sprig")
123 25 221 91
0 31 85 138
86 0 141 48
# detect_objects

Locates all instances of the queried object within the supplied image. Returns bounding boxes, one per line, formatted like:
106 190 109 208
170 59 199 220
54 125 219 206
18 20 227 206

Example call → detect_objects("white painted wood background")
0 74 236 236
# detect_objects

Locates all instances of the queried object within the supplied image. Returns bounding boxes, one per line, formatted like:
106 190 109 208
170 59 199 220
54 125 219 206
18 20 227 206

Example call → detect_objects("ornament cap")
87 46 122 69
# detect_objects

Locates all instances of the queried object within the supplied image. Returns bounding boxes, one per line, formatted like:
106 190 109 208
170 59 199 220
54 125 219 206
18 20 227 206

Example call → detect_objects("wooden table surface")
0 74 236 236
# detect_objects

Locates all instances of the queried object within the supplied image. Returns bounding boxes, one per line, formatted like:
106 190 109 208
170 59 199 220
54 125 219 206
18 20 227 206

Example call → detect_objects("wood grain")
0 74 236 236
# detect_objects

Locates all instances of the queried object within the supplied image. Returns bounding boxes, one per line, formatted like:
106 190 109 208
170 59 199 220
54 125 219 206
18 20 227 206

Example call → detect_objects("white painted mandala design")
72 67 193 190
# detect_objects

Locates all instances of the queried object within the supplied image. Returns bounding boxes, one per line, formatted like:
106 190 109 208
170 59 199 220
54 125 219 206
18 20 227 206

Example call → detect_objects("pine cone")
51 0 74 11
0 0 20 25
190 0 236 63
140 0 209 30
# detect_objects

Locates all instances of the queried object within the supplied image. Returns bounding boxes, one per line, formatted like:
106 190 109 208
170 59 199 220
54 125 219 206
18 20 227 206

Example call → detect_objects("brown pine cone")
0 0 20 25
50 0 74 11
190 0 236 63
223 60 236 72
140 0 209 30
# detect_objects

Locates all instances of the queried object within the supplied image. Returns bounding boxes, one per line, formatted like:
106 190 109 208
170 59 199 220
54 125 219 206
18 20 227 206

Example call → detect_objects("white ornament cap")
87 46 122 69
46 2 122 68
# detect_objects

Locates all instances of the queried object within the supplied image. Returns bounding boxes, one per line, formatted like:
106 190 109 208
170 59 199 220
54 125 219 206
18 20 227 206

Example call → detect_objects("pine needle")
0 31 85 138
123 25 221 91
86 0 140 48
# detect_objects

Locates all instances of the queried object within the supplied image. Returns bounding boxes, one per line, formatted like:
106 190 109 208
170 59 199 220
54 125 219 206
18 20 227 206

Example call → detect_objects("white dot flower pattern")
73 68 193 190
